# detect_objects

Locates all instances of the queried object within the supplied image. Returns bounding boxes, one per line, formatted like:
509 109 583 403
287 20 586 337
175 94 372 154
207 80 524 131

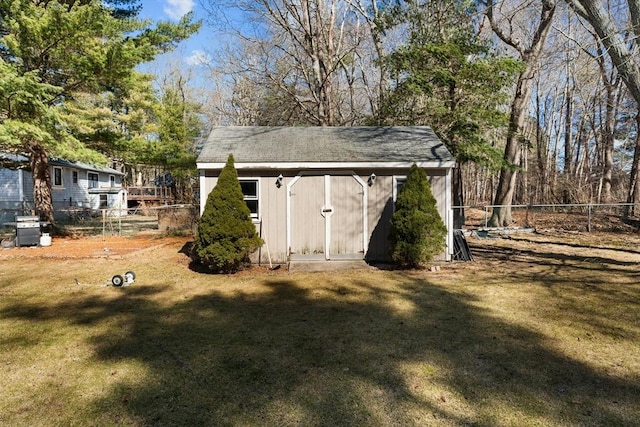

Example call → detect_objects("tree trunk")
625 112 640 217
29 142 55 224
520 138 528 205
568 0 640 105
563 84 573 175
487 0 557 227
348 0 388 118
601 133 614 202
488 72 530 226
300 0 335 126
535 85 548 203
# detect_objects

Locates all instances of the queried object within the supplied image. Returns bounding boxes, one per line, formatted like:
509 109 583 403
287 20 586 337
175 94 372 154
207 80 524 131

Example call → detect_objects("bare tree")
554 9 629 203
485 0 558 226
202 0 375 126
566 1 640 104
344 0 399 118
627 114 640 215
565 0 640 210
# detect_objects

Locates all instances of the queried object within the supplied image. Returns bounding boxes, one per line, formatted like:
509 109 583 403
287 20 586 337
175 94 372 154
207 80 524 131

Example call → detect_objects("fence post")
588 204 592 233
484 206 489 228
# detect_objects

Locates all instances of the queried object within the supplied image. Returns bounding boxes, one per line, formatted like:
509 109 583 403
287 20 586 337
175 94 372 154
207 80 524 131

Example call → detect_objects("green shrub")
195 154 263 273
389 163 447 267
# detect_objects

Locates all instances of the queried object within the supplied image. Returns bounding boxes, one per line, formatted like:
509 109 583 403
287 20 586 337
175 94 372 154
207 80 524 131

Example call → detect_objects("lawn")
0 232 639 426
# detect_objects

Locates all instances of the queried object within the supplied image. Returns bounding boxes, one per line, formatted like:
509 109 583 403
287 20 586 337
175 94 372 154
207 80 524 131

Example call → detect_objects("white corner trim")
199 170 207 215
197 161 456 170
285 175 302 256
351 174 368 255
323 175 332 260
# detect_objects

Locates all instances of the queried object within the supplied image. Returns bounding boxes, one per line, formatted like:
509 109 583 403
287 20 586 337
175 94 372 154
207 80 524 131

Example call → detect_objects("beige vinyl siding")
288 174 366 260
329 175 365 257
427 170 448 261
364 169 448 262
201 172 218 206
366 174 394 261
200 167 451 264
428 170 448 224
289 175 325 258
254 173 288 263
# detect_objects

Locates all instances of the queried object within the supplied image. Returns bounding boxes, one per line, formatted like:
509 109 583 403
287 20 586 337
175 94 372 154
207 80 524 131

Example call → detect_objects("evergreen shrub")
389 163 447 267
194 154 263 273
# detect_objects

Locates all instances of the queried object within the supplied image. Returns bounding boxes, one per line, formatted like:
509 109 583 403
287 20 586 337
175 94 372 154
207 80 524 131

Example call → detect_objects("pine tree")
195 154 263 273
377 0 521 227
389 163 447 268
153 73 203 204
0 0 199 223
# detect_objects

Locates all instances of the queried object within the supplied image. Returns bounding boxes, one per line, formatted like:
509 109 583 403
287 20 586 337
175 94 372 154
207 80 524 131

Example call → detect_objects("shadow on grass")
471 242 640 270
470 240 640 342
500 233 640 256
2 256 639 425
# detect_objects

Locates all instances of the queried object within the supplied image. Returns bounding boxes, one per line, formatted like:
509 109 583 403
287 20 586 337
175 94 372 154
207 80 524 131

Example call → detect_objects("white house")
0 154 127 223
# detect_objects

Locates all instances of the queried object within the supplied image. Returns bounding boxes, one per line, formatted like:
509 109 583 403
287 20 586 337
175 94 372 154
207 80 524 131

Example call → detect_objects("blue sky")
138 0 212 68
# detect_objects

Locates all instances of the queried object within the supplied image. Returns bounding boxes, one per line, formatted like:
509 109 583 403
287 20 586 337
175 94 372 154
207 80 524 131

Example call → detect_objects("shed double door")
289 174 365 260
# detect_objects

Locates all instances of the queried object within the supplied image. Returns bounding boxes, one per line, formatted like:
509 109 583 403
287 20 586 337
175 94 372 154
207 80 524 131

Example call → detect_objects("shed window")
53 167 63 187
239 179 259 219
109 175 115 187
72 171 78 184
99 194 108 209
393 176 406 203
88 172 99 189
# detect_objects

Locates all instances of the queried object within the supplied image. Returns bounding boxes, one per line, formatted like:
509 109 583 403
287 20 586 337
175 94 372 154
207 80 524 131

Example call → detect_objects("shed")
196 126 455 263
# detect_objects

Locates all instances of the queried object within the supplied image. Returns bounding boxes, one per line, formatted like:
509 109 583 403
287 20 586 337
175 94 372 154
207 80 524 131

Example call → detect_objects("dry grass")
0 233 639 426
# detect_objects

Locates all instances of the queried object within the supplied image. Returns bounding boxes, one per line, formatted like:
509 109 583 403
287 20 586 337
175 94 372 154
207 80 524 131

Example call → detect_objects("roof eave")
197 161 456 170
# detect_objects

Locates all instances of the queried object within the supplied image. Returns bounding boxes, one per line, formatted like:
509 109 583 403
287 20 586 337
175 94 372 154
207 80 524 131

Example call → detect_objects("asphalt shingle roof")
197 126 454 165
0 153 123 175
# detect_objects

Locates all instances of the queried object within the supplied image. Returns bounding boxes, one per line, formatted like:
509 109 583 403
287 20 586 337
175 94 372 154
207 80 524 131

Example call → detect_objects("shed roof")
197 126 454 169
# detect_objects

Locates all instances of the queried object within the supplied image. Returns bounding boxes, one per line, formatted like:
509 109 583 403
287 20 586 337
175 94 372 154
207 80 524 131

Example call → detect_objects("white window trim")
53 167 63 187
392 175 407 203
239 178 260 221
87 172 99 189
109 174 116 187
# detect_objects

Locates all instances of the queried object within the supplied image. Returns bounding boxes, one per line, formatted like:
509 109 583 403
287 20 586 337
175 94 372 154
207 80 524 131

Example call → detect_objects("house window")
109 175 115 187
72 171 78 184
99 194 108 209
88 172 99 189
239 179 259 219
53 167 63 187
393 176 406 203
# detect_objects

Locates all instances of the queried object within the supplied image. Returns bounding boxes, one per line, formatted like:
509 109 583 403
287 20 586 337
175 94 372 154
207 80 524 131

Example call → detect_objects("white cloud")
163 0 194 20
185 50 212 66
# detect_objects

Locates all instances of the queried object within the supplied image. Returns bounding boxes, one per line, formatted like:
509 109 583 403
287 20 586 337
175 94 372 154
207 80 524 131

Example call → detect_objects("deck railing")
126 186 173 201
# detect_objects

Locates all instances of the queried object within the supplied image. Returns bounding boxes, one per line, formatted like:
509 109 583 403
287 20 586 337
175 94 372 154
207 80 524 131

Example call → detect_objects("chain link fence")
455 203 640 233
4 200 638 240
1 202 197 238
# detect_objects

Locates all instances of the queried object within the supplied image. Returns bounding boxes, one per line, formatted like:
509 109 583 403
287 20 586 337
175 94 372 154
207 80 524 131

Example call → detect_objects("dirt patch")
0 232 191 259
